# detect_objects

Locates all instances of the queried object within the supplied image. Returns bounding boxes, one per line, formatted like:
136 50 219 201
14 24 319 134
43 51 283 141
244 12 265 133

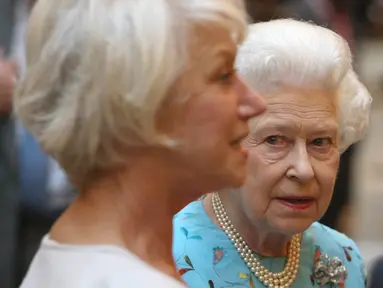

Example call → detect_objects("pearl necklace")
212 193 301 288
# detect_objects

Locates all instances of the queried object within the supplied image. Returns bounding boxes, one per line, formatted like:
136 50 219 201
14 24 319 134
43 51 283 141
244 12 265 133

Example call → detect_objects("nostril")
289 175 299 181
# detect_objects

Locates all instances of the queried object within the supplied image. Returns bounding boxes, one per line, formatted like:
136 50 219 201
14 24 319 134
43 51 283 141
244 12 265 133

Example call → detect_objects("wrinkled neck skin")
204 192 291 257
50 151 199 283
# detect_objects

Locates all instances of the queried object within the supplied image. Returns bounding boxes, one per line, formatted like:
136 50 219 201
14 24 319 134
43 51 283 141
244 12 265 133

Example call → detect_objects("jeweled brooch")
313 254 348 286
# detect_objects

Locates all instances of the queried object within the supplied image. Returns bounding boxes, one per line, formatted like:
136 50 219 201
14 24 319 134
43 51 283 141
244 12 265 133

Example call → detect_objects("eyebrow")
212 46 236 63
254 118 297 131
256 119 338 134
205 47 236 79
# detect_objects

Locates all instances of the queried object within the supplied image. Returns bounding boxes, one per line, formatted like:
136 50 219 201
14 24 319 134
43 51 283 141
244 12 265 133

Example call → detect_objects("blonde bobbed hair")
14 0 248 182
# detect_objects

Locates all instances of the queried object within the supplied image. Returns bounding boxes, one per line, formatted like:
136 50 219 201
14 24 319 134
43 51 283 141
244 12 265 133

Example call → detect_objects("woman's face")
158 25 266 193
239 89 340 235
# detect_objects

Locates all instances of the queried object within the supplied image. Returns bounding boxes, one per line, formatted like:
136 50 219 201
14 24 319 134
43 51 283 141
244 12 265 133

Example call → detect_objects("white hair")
236 19 372 151
14 0 248 181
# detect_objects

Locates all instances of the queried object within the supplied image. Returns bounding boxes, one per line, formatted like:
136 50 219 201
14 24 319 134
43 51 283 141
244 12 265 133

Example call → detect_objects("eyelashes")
311 137 333 147
264 135 287 147
263 135 335 152
217 68 236 85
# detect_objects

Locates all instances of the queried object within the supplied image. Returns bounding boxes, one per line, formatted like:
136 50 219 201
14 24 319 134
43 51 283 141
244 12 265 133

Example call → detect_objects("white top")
21 236 186 288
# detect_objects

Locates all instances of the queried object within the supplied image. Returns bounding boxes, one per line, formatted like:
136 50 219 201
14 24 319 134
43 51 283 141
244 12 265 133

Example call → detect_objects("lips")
276 196 315 210
230 134 249 158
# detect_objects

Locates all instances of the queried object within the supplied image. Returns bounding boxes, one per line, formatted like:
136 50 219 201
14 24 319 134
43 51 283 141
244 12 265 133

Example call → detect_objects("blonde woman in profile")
14 0 266 287
173 19 372 288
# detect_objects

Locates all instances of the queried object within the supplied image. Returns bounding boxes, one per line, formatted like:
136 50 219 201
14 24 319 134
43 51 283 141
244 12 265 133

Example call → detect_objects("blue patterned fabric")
173 200 367 288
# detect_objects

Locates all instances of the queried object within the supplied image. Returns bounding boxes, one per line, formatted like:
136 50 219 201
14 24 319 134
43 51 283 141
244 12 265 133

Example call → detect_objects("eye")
310 137 334 153
311 137 333 147
218 68 236 85
264 135 286 147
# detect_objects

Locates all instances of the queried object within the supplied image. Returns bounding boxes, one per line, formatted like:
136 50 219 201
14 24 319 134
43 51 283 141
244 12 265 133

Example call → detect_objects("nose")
286 141 314 183
236 76 266 120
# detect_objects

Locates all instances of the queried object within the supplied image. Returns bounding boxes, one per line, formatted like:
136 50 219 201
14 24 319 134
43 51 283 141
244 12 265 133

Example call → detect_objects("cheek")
240 161 289 221
188 94 237 137
240 185 270 219
316 153 340 187
314 155 340 205
244 151 287 199
246 146 288 183
247 142 290 164
171 109 225 149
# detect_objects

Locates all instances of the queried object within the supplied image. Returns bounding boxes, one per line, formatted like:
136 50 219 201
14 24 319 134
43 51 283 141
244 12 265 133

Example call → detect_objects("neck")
204 192 291 257
51 151 195 282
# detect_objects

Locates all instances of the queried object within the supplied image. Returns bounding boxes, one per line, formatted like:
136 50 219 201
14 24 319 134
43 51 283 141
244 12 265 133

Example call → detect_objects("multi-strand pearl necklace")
212 193 301 288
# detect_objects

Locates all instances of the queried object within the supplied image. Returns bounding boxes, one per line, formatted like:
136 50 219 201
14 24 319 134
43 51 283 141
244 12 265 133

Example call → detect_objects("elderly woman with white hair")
173 19 372 288
15 0 267 287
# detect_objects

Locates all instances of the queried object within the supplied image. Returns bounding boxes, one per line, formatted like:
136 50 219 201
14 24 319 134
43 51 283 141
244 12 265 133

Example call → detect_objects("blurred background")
0 0 383 287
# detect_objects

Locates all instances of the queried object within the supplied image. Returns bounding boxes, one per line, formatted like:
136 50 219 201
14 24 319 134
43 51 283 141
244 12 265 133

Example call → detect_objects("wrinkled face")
239 89 340 235
158 24 266 194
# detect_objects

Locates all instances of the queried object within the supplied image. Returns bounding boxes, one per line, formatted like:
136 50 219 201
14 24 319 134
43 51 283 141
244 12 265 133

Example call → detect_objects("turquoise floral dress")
173 200 367 288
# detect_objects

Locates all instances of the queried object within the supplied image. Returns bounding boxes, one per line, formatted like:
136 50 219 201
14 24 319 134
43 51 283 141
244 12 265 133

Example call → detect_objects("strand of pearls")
212 193 301 288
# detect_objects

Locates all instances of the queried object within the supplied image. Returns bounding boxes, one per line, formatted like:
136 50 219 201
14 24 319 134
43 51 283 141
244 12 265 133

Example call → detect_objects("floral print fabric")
173 200 367 288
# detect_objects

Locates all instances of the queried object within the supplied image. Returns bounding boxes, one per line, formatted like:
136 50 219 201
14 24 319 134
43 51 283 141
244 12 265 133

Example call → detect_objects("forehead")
252 89 338 133
172 24 237 96
189 24 237 63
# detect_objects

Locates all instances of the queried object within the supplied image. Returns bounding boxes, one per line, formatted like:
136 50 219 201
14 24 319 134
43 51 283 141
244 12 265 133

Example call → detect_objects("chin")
224 168 247 189
273 218 315 235
208 175 244 193
227 158 248 186
194 154 247 192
